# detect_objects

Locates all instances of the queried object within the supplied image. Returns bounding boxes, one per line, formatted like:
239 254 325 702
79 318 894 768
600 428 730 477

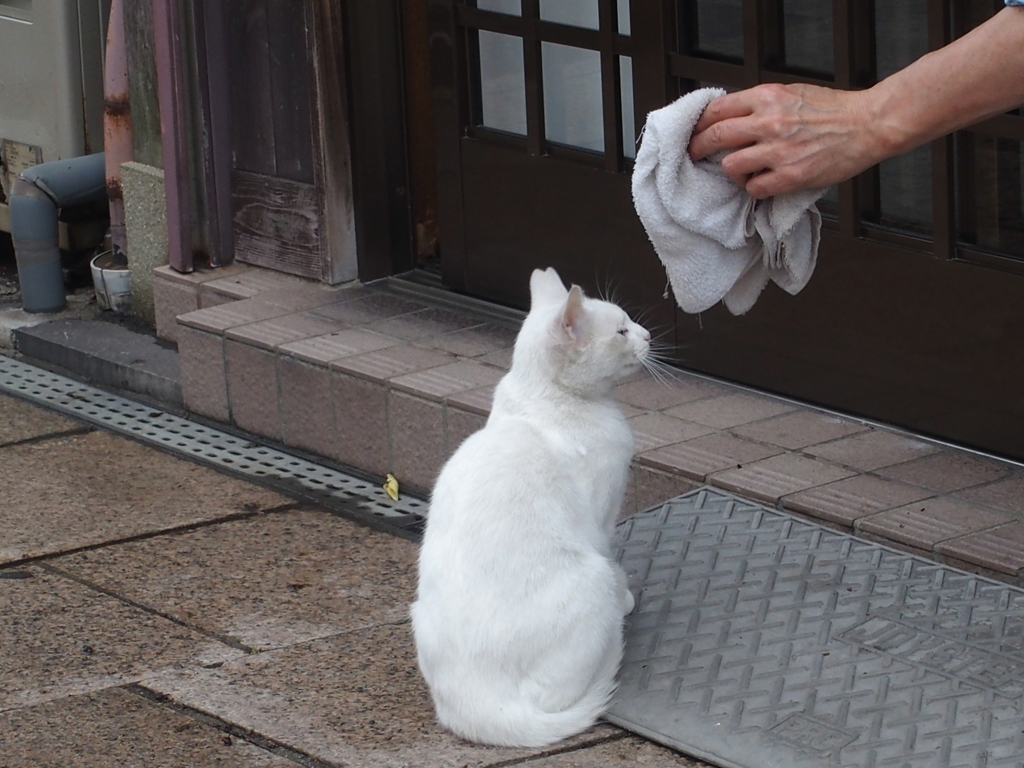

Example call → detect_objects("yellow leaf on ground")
383 473 400 501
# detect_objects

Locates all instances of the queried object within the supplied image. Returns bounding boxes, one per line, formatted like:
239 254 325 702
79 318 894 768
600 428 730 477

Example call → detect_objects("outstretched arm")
687 6 1024 198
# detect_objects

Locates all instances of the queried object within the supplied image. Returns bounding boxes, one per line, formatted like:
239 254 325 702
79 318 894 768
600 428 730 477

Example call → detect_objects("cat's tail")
433 676 617 749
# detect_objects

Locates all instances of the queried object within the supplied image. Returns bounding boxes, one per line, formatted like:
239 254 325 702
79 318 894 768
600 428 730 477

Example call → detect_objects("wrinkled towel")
632 88 825 315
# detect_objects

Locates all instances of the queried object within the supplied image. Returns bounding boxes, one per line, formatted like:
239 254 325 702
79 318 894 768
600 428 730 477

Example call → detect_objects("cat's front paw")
623 589 636 615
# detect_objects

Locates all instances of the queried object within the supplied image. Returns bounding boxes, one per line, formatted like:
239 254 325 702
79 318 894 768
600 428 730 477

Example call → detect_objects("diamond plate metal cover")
609 488 1024 768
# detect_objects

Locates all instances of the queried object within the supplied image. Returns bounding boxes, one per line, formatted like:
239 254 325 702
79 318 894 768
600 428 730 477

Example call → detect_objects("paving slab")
0 392 82 446
0 428 290 564
52 510 417 650
0 566 242 713
13 318 182 406
0 687 293 767
143 623 620 768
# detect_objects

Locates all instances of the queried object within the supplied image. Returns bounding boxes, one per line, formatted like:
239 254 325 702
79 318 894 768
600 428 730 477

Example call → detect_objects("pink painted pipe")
104 0 133 263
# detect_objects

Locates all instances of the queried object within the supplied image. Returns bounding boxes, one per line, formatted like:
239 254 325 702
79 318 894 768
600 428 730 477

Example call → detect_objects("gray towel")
632 88 825 315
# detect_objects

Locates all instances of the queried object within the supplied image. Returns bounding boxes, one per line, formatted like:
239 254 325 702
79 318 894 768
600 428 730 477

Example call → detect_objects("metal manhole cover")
609 488 1024 768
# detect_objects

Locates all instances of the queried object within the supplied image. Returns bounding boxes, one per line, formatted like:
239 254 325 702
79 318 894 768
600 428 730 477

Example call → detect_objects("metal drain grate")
610 488 1024 768
0 355 426 534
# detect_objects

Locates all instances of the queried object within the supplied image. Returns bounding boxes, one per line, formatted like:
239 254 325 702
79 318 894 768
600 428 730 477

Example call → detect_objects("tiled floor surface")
154 265 1024 585
0 391 705 767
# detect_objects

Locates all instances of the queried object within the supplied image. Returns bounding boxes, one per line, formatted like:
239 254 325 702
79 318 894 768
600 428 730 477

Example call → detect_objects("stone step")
13 318 182 407
149 262 1024 586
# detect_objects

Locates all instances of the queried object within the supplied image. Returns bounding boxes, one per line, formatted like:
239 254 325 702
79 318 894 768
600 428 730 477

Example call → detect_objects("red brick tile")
446 407 487 455
936 521 1024 574
279 357 335 458
477 347 514 370
665 393 796 430
225 341 281 440
614 373 726 412
632 465 701 515
153 263 246 286
331 345 456 384
417 323 517 358
856 497 1012 551
279 329 398 365
153 278 198 343
617 402 648 419
198 291 235 309
309 293 425 325
804 429 940 471
388 392 446 495
225 313 345 351
710 454 855 504
178 298 291 333
875 451 1012 493
638 432 783 481
783 474 934 527
627 413 714 454
390 360 504 402
178 327 228 422
365 307 483 341
446 385 496 417
201 268 307 301
332 372 389 476
257 282 367 311
731 410 869 450
954 474 1024 515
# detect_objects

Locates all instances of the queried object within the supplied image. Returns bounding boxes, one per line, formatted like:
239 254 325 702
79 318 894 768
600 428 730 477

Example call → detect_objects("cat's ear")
530 267 568 308
560 285 589 343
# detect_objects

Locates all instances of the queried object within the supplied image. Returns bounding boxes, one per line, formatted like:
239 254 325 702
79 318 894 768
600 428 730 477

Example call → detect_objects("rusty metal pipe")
104 0 133 263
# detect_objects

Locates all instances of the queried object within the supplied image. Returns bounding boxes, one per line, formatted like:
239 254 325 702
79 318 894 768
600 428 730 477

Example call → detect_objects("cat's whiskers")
638 345 681 387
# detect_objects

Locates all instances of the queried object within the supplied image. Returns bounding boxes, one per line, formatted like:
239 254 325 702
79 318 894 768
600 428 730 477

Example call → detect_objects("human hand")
687 83 889 198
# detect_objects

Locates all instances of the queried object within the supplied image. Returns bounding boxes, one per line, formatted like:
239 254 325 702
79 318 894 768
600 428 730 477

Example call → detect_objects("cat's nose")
641 328 651 342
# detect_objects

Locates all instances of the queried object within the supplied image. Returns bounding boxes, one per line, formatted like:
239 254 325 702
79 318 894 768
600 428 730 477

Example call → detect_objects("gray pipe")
10 152 107 313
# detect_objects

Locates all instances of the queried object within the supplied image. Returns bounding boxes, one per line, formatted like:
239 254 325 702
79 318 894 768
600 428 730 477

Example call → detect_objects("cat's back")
429 408 574 523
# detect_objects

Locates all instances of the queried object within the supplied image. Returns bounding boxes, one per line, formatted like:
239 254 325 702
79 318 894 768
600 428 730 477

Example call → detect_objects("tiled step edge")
155 265 1024 587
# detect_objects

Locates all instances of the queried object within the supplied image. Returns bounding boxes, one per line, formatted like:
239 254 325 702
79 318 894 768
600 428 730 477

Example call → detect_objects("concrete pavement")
0 390 706 767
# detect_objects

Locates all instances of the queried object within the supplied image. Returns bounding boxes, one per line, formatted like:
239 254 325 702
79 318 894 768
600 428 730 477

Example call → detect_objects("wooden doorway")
429 0 1024 460
224 0 356 283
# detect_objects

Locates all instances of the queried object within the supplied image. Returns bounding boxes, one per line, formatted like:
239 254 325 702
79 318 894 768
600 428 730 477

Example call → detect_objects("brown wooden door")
429 0 677 332
225 0 355 283
430 0 1024 461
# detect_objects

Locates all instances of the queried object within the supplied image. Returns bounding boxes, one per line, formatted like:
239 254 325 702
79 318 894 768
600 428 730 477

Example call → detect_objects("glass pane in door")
682 0 743 60
542 42 604 152
878 148 932 233
620 56 635 159
960 134 1024 258
539 1 600 30
617 0 630 35
476 0 522 15
874 0 930 232
781 0 833 77
477 31 528 135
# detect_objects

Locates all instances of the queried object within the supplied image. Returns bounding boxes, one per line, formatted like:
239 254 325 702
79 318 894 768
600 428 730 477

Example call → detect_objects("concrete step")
13 318 182 407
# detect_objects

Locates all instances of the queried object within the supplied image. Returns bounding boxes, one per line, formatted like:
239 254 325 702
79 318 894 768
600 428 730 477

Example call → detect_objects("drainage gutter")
9 153 107 313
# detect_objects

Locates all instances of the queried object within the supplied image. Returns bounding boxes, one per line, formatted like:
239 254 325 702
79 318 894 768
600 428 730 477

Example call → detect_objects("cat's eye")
617 328 628 336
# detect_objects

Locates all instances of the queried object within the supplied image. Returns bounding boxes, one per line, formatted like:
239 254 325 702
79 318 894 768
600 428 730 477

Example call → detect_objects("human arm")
687 6 1024 198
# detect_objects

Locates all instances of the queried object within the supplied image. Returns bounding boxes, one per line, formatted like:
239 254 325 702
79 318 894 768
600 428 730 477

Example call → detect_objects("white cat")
411 267 651 748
